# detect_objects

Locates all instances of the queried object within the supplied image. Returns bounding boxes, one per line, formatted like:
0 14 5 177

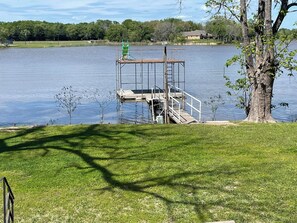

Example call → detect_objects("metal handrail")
168 96 181 123
151 85 163 100
1 177 14 223
169 85 202 122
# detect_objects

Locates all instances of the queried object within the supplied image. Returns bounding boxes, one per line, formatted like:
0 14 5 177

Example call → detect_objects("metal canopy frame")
116 59 186 94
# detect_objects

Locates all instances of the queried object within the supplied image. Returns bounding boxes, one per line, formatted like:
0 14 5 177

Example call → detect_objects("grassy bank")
8 40 223 48
1 124 297 222
11 40 110 48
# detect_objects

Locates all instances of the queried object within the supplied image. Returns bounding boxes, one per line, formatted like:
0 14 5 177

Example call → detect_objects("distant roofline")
182 30 212 37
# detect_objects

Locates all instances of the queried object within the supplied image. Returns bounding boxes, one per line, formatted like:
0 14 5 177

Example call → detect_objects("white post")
191 97 193 116
163 45 169 124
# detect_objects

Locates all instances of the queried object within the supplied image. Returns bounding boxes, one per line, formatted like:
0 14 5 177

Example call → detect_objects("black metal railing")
1 177 14 223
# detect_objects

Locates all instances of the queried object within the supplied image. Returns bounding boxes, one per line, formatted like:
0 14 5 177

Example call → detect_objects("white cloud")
0 0 174 22
200 4 208 12
0 0 294 28
3 0 98 10
72 16 87 21
176 15 192 20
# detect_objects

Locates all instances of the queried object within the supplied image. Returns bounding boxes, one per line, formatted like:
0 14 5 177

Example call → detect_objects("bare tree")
85 89 114 124
204 94 225 121
55 86 82 124
153 22 177 42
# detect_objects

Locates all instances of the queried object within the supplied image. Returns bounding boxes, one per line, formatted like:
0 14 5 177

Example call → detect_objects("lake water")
0 43 296 126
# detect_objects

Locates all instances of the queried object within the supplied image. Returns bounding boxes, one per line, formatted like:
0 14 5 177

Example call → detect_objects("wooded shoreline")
1 40 226 48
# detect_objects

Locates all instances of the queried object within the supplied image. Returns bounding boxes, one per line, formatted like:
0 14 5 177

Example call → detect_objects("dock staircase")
1 177 14 223
167 62 174 85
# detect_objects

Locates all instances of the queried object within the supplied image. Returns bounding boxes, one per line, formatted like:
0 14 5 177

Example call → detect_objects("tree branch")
272 0 297 34
288 2 297 9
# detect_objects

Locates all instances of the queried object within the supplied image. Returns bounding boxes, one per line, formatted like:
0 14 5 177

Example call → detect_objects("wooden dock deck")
117 89 183 102
117 59 185 64
117 89 155 102
169 109 198 124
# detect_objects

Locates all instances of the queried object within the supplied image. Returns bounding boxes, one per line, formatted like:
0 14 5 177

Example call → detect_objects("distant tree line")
0 17 296 44
0 18 202 43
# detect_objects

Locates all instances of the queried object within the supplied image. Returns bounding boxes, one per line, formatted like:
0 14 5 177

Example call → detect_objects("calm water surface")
0 43 296 126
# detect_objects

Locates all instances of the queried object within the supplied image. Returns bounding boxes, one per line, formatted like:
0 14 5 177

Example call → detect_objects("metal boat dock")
116 45 201 124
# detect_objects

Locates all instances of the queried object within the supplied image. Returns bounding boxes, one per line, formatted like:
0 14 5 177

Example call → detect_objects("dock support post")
163 45 170 124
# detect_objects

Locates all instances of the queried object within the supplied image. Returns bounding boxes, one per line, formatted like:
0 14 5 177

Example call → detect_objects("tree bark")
246 71 275 122
243 0 277 122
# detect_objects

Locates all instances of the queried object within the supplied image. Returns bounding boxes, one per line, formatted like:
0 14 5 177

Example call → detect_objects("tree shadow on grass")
0 125 249 222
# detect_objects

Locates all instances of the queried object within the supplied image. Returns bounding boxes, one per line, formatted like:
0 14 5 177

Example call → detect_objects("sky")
0 0 296 29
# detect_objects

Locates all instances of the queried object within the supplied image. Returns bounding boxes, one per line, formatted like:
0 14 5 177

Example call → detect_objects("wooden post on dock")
163 45 169 124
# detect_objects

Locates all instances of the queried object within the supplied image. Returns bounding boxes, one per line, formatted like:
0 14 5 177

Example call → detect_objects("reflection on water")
0 43 296 126
117 102 153 124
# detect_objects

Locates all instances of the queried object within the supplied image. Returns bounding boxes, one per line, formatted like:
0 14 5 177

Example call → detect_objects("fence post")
199 101 202 122
179 104 181 123
1 178 14 223
3 179 6 223
191 97 193 116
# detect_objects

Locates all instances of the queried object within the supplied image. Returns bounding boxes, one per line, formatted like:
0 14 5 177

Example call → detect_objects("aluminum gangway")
150 85 201 124
168 86 201 124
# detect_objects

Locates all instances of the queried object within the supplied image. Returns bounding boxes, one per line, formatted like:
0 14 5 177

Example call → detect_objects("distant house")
182 30 213 40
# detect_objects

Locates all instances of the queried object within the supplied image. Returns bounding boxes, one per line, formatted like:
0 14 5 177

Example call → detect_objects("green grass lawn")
11 40 109 48
0 124 297 222
185 39 224 45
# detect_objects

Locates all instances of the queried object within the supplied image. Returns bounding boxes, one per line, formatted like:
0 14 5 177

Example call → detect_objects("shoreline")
3 39 296 49
2 40 226 48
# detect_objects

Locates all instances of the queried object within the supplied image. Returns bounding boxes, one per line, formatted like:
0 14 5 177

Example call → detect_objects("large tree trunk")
242 0 277 122
246 71 275 122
